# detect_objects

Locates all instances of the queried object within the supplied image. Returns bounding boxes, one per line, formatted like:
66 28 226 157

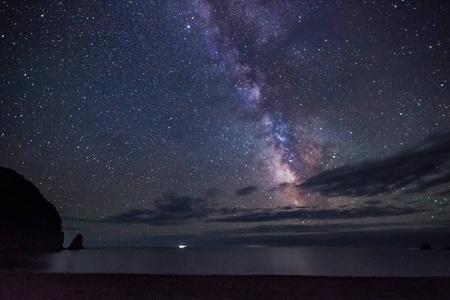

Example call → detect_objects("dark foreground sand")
1 273 450 300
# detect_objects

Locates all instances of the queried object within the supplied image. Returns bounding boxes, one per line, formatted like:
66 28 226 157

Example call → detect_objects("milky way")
177 0 337 204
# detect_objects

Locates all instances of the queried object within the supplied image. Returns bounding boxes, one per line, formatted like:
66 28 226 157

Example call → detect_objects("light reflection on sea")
2 247 450 277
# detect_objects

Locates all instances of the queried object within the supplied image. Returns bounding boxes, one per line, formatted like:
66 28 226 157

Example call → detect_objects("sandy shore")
1 273 450 299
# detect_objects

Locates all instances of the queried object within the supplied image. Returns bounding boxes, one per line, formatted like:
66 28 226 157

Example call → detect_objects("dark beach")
1 273 450 300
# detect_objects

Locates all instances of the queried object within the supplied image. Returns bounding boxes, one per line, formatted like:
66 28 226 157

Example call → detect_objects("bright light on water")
7 247 450 276
178 245 187 249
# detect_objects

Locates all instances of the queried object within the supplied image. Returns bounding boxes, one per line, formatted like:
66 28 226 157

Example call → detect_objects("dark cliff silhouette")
68 234 84 250
0 166 64 255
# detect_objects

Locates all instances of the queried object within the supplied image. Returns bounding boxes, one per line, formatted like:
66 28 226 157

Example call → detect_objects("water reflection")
2 247 450 276
0 252 52 272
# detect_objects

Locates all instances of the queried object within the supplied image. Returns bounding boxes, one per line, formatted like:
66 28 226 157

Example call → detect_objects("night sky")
1 0 449 247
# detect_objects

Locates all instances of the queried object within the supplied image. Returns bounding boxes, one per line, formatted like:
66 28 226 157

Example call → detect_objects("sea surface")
3 247 450 277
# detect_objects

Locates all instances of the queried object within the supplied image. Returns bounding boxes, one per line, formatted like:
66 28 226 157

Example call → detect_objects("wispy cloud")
106 192 428 226
267 182 290 192
208 222 414 235
300 133 450 197
208 205 428 223
105 193 211 225
235 185 258 196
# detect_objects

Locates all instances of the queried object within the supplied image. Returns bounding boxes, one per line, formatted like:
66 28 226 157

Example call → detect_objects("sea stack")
68 234 84 250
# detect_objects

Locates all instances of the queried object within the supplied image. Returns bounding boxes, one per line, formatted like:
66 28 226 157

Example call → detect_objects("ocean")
4 247 450 277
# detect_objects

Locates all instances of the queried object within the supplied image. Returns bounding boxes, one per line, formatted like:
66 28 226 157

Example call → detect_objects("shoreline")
2 273 450 299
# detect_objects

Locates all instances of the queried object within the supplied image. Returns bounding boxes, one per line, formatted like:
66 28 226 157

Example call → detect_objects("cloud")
433 188 450 197
300 132 450 197
235 185 258 196
209 205 428 223
208 222 414 235
267 182 290 192
106 193 429 226
365 200 382 205
105 193 211 225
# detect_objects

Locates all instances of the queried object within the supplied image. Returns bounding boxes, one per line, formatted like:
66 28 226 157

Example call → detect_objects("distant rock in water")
0 166 64 254
420 243 432 250
68 234 84 250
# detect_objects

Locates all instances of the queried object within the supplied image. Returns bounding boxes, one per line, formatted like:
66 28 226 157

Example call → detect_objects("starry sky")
1 0 449 248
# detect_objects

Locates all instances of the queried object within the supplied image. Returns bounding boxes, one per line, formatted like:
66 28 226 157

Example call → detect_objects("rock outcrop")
0 166 64 255
68 234 84 250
